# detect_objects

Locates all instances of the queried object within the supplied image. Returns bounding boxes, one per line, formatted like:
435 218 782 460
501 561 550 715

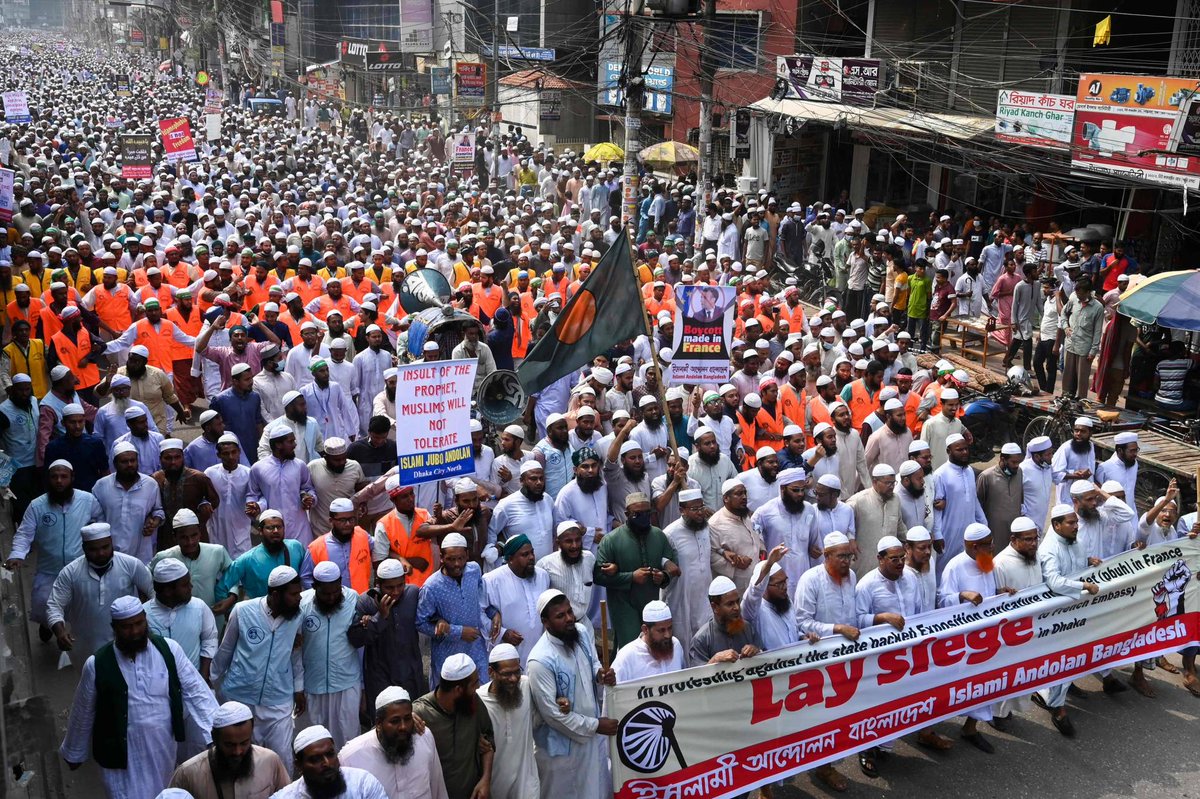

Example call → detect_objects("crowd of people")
1 31 1198 799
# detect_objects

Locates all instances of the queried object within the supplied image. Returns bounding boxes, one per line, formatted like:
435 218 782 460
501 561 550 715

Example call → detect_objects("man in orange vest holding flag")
308 498 374 594
103 297 197 377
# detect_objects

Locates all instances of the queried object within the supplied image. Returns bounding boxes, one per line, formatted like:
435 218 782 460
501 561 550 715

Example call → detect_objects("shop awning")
749 97 994 142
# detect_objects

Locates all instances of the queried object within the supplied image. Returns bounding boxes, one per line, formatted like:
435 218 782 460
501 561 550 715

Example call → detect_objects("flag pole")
622 229 678 452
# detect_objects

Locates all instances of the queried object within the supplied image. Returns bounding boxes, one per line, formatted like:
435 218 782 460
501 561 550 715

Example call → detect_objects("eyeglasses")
831 553 855 562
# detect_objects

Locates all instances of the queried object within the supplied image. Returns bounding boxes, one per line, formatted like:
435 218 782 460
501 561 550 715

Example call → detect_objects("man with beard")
1071 479 1136 570
568 406 601 453
487 461 556 561
1050 417 1096 503
595 493 679 648
803 423 842 500
687 425 738 513
750 468 820 588
1032 505 1102 736
977 443 1024 552
184 409 243 472
213 565 308 772
897 459 933 532
60 596 217 799
531 412 573 498
43 402 109 492
937 524 1013 753
1095 431 1139 506
990 517 1043 726
864 398 912 473
740 446 781 513
904 526 938 611
484 534 552 665
690 574 763 668
475 644 540 799
219 510 313 600
1021 436 1054 530
351 558 427 718
539 521 596 621
370 369 398 441
349 418 401 530
829 402 871 494
612 599 686 681
303 359 359 443
92 441 165 563
604 423 653 525
490 424 529 498
776 424 808 471
341 687 448 799
91 374 159 455
280 725 388 798
846 464 906 575
650 449 701 529
932 434 987 578
169 701 292 799
257 391 323 463
418 534 497 688
204 434 254 558
99 346 183 436
299 561 364 749
708 479 764 594
154 438 219 551
743 544 816 652
528 590 618 799
307 440 368 540
113 405 166 477
250 425 318 546
687 390 740 463
630 395 671 484
920 388 966 472
143 557 218 679
413 654 495 799
554 448 609 554
194 311 282 387
660 490 715 648
253 344 296 424
212 364 264 464
909 439 934 475
810 472 856 545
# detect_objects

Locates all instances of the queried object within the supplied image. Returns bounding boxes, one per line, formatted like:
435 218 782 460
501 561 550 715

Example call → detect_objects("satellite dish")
616 701 687 774
400 268 452 314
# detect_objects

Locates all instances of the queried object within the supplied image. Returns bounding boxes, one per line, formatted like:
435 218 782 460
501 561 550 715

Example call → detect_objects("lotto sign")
2 91 31 124
394 358 477 486
158 116 197 163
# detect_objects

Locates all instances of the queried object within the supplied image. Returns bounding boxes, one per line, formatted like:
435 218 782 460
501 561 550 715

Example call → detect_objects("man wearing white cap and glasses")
931 433 987 577
1050 416 1096 503
476 643 541 799
281 725 388 798
212 565 308 773
60 596 218 799
919 387 965 472
977 442 1025 552
298 561 365 749
612 599 686 682
168 700 292 799
413 653 496 799
742 544 813 654
661 489 715 648
306 439 367 539
1021 435 1055 530
341 686 448 799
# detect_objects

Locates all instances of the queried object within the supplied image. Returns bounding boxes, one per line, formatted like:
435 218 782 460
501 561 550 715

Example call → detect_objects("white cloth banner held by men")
607 541 1200 799
395 358 477 486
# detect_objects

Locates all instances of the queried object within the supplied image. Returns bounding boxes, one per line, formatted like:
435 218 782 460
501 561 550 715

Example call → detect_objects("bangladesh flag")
518 236 646 394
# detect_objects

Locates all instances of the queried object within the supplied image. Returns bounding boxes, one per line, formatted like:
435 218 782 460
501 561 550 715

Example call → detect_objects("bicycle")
1021 394 1090 448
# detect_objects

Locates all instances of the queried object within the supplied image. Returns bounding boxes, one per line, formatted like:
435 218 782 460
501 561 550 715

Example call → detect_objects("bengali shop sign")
158 116 197 163
777 55 881 104
395 358 477 486
670 285 734 383
995 90 1074 150
609 541 1200 799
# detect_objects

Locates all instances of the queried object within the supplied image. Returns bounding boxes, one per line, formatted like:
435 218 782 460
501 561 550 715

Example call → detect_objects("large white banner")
2 91 31 124
995 90 1075 150
608 541 1200 799
394 358 477 487
669 285 735 384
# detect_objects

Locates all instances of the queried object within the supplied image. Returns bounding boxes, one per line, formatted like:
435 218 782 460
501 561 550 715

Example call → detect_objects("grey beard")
494 681 524 711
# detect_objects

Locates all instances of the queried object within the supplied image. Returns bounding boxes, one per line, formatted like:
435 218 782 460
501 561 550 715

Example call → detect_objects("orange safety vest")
40 286 82 307
904 390 924 437
341 278 375 304
805 395 833 447
779 301 806 333
378 508 434 587
161 262 194 288
780 382 807 435
133 318 177 374
754 403 785 453
309 530 373 594
846 379 880 431
244 274 279 310
7 298 44 333
91 284 134 333
473 283 505 318
511 313 531 359
39 304 74 342
51 327 100 389
165 306 203 362
923 380 965 421
310 294 355 322
290 276 326 306
137 283 175 309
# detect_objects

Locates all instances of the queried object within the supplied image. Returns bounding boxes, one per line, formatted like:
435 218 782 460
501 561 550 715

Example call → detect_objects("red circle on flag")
558 292 596 344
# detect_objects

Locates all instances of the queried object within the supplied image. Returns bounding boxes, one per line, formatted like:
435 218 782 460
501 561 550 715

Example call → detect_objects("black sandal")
859 748 879 778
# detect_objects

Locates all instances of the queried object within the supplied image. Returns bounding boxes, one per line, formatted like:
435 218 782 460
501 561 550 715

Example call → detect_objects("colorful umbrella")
583 142 624 163
638 141 699 169
1117 269 1200 330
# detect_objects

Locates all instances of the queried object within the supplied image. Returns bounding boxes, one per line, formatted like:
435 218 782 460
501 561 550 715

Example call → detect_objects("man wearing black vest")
60 595 218 799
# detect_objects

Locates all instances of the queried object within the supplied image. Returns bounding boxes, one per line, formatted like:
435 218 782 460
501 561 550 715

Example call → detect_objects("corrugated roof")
749 97 994 142
500 69 589 91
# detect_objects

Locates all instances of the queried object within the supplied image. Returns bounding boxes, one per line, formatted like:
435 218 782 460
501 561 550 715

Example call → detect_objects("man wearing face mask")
976 442 1025 552
1021 436 1055 530
594 493 680 649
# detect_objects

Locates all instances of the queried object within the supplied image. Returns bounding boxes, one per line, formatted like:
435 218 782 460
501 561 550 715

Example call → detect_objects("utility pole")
490 0 501 188
620 2 645 232
695 0 715 250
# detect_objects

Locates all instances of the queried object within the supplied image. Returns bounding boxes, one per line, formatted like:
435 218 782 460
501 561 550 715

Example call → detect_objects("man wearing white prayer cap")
354 323 394 437
476 641 541 799
536 519 597 622
306 437 366 539
846 462 906 577
706 477 763 595
1071 478 1136 566
919 386 965 471
903 526 939 615
977 441 1025 551
486 457 555 563
341 684 448 799
93 436 167 563
525 588 617 799
46 521 154 665
413 654 496 799
749 465 819 592
168 700 292 799
144 556 218 680
1095 430 1139 509
1050 415 1096 503
60 594 218 799
279 725 388 799
352 555 427 721
612 598 686 683
689 575 763 668
742 543 811 656
211 564 307 774
1021 435 1055 530
304 495 372 593
685 421 739 512
250 415 320 547
930 430 986 578
113 404 168 476
297 559 365 749
660 487 715 650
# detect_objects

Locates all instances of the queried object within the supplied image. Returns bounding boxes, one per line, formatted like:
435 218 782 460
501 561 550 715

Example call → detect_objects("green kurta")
594 525 678 649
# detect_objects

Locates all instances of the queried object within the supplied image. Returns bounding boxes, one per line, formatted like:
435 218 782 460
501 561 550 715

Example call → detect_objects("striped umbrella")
1117 269 1200 330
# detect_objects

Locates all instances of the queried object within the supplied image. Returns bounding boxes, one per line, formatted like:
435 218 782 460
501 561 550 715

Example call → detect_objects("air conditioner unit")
737 176 759 194
893 61 929 94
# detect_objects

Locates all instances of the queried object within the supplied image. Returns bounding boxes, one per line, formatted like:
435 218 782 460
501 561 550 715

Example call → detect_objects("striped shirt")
1155 357 1191 404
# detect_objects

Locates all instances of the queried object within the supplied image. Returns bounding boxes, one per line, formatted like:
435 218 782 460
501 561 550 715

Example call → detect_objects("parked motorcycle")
960 367 1029 462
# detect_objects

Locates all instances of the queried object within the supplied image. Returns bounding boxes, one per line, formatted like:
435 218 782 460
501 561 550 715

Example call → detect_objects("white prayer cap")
756 445 777 460
50 365 72 382
293 725 333 754
787 362 805 377
883 398 903 412
1000 442 1022 456
1051 503 1076 519
385 475 402 493
692 424 716 441
123 405 147 420
258 509 283 523
536 588 566 616
441 533 469 551
964 523 991 542
754 560 783 582
871 464 896 478
61 403 85 417
1114 431 1138 445
708 576 738 597
817 474 841 490
282 390 303 408
384 368 398 380
1101 479 1124 494
196 409 220 428
718 383 737 395
778 468 806 486
637 394 658 409
877 535 904 553
743 392 762 409
823 531 850 549
159 438 184 453
678 488 703 503
110 595 144 621
520 460 544 475
267 423 293 441
268 565 298 587
783 424 803 438
453 478 477 496
1027 435 1052 453
546 412 567 427
489 644 521 665
576 407 597 419
898 460 922 478
503 424 525 439
1010 516 1038 534
153 558 189 583
48 459 73 472
377 559 407 579
81 523 112 541
328 498 355 516
324 437 348 456
909 440 931 454
721 477 743 495
173 508 199 527
614 362 633 376
642 600 672 623
469 419 483 433
906 525 931 542
375 686 412 710
230 363 252 377
130 344 151 359
940 388 959 401
591 366 613 385
212 701 254 728
313 561 341 583
11 374 31 386
1070 479 1096 497
945 433 965 448
441 652 478 682
812 422 832 438
619 440 643 457
1074 416 1093 428
556 520 582 538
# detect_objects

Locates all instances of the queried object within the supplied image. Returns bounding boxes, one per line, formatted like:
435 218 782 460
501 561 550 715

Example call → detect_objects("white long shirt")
474 677 541 799
751 498 820 589
339 728 448 799
661 519 714 649
937 551 997 608
142 597 218 669
537 550 596 621
1051 441 1095 503
46 553 154 663
612 635 686 683
483 565 551 666
855 567 925 628
273 767 389 799
487 491 555 561
1020 457 1054 531
794 566 857 638
742 573 799 651
1037 532 1089 598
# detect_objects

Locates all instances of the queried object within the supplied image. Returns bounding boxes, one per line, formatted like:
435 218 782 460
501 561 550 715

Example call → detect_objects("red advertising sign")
159 116 197 163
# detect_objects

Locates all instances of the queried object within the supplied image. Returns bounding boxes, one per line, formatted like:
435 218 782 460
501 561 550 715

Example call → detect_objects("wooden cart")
1010 393 1146 447
1092 429 1199 514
